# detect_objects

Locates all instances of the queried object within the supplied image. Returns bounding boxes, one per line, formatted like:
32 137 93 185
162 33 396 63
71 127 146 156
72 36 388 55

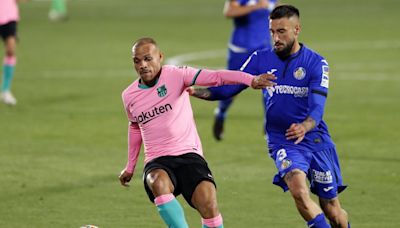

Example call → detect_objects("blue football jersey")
241 44 334 151
230 0 277 51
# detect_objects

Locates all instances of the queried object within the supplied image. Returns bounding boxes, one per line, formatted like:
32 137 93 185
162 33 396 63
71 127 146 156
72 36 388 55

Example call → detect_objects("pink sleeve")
182 67 254 87
124 122 142 174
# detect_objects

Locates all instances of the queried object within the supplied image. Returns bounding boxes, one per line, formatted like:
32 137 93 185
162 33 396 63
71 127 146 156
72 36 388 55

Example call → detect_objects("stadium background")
0 0 399 227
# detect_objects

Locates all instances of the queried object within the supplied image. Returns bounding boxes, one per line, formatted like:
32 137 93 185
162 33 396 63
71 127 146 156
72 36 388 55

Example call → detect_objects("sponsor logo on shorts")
323 186 334 192
312 170 333 184
281 159 292 170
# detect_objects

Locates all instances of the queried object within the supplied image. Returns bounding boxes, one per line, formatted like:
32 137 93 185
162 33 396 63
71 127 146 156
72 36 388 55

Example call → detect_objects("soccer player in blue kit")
213 0 278 140
189 5 350 228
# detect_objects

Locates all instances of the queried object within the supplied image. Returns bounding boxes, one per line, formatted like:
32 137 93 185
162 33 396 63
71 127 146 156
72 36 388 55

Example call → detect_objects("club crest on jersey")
293 67 306 80
157 85 167 97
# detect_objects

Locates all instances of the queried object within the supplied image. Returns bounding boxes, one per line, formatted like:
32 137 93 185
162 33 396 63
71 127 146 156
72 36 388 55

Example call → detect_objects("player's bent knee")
290 187 310 203
192 181 219 217
146 170 173 195
320 199 343 221
196 200 219 218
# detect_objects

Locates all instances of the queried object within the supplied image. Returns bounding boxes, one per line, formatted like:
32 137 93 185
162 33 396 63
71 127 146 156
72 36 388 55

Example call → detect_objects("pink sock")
154 193 175 206
4 56 17 65
202 214 223 227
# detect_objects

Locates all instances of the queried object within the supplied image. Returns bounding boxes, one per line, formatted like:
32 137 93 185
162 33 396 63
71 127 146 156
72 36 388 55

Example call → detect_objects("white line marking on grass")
166 49 225 66
166 40 400 82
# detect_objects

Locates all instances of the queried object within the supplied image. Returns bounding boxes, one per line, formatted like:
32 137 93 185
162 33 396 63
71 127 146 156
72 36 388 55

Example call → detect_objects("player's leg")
311 148 349 228
192 181 223 228
1 23 17 105
145 168 188 228
284 169 330 228
177 153 223 228
319 197 349 228
271 148 330 228
213 98 233 141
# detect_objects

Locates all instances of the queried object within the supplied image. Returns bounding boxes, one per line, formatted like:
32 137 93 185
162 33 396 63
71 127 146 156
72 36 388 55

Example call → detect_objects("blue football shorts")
270 146 347 199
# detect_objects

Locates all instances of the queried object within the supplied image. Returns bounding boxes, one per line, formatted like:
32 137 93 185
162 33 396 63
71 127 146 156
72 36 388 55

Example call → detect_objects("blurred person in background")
49 0 68 21
213 0 278 140
0 0 21 105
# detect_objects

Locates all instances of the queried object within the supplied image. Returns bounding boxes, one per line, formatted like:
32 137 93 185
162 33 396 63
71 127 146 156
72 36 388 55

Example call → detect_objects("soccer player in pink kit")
0 0 20 105
118 37 276 228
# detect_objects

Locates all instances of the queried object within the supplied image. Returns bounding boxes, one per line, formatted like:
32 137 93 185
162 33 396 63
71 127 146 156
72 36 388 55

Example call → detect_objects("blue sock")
307 213 330 228
2 64 15 92
157 198 189 228
216 98 233 120
203 225 223 228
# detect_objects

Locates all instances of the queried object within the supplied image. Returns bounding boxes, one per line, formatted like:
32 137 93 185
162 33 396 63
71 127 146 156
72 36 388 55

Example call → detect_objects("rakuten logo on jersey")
133 103 172 124
267 85 308 97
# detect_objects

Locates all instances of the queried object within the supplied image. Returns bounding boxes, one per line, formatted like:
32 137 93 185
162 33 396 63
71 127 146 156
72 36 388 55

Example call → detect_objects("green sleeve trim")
138 78 159 89
190 69 202 86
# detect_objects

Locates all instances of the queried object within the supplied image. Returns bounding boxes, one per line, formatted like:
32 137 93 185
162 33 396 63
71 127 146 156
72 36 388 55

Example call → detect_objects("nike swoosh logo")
323 186 334 192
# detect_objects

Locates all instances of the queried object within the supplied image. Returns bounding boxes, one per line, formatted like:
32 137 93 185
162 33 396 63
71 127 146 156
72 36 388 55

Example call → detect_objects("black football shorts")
0 21 17 41
143 152 216 208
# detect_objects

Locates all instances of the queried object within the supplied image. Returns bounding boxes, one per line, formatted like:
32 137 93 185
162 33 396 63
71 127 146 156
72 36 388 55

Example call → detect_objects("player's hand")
251 73 277 89
119 169 133 187
285 123 306 144
186 87 212 99
186 86 195 96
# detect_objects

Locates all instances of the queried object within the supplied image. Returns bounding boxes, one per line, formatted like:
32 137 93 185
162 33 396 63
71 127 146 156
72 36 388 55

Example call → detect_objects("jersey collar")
138 68 162 89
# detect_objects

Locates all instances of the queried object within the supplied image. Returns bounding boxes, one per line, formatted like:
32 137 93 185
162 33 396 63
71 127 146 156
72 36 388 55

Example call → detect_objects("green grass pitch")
1 0 399 227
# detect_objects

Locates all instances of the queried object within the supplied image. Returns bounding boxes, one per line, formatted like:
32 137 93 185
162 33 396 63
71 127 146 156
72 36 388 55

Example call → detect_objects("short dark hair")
270 5 300 20
132 37 158 50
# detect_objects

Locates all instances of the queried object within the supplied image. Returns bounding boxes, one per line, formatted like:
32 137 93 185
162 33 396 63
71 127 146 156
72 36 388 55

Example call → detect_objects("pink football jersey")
0 0 19 25
122 65 253 173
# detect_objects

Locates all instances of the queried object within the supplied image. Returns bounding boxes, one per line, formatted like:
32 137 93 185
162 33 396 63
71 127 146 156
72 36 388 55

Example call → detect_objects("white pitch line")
166 40 400 65
166 40 400 82
166 49 225 66
23 68 400 82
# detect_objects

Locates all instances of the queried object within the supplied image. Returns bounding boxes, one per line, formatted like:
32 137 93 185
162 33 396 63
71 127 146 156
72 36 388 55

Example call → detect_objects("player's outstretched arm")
187 73 276 100
251 73 277 89
188 84 247 101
